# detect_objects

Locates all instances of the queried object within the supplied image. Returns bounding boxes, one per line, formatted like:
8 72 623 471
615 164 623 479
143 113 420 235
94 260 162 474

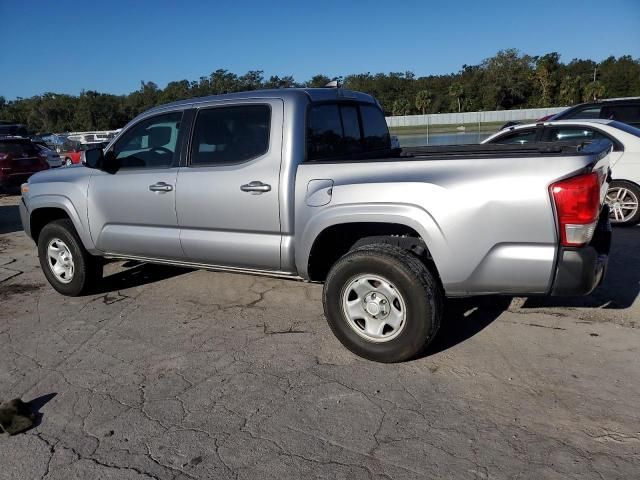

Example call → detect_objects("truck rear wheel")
323 243 443 363
37 219 103 296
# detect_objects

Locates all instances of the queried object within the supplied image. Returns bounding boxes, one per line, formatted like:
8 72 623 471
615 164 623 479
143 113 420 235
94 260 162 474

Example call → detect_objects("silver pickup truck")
19 88 612 362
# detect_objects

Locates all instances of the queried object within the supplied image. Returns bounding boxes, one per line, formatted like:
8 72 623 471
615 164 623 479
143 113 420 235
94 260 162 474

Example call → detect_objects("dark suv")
0 137 50 192
548 97 640 128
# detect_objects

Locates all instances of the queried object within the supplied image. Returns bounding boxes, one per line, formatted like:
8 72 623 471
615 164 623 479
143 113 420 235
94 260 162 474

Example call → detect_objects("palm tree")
415 90 432 114
583 80 605 102
392 99 411 116
558 75 581 105
448 83 464 113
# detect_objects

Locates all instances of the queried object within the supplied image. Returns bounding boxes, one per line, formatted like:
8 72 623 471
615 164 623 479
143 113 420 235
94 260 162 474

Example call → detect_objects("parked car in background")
33 142 63 168
20 88 613 362
0 137 49 192
60 141 109 166
539 97 640 127
484 119 640 225
59 142 84 166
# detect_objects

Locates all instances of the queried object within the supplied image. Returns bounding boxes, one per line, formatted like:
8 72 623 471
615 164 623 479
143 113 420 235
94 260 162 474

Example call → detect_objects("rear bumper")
551 206 611 296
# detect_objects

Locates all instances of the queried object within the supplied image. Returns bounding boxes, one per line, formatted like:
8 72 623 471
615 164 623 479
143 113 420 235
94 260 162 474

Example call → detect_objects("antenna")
324 80 341 88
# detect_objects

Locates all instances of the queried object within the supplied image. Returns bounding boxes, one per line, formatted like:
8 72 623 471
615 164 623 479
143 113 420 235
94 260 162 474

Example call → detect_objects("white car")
484 119 640 226
34 143 63 168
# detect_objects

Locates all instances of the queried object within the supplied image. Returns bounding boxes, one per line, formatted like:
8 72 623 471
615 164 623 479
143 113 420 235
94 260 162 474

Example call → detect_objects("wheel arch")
297 204 449 282
28 195 96 251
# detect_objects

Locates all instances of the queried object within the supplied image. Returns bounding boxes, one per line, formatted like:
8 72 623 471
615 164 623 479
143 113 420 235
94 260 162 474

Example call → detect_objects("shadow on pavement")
0 204 22 234
96 262 192 294
28 392 57 430
421 296 512 358
522 227 640 310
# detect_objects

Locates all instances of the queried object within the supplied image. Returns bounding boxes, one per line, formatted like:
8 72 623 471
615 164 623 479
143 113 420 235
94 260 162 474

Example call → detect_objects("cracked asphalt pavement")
1 193 639 479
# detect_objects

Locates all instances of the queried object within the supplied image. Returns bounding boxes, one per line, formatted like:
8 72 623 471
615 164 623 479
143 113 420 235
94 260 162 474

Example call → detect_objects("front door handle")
240 181 271 194
149 182 173 193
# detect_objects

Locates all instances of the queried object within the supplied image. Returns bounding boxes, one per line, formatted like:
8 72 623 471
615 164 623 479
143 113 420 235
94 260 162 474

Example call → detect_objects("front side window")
190 105 270 166
112 111 182 169
492 129 537 145
565 105 601 120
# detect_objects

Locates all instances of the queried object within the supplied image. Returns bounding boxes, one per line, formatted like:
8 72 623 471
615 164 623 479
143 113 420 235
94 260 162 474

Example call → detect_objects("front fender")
295 202 450 280
27 194 97 253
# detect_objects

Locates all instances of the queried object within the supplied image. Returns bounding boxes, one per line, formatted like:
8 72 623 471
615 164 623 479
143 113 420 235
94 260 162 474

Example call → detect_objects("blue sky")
1 0 639 99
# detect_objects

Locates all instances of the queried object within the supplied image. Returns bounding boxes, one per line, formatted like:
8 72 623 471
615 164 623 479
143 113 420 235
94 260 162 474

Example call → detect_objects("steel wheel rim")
46 238 74 283
606 186 639 223
341 274 407 343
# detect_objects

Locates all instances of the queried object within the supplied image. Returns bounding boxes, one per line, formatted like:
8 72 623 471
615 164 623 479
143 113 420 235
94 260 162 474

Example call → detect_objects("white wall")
386 107 566 127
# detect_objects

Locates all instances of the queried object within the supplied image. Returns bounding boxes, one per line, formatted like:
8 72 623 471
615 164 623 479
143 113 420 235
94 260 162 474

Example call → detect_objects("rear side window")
307 102 390 161
491 129 537 145
547 127 607 142
190 105 270 166
0 125 28 136
0 140 38 156
601 105 640 123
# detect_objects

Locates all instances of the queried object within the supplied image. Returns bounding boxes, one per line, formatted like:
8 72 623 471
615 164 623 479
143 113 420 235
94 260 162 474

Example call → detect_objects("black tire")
37 219 103 296
607 180 640 226
323 243 443 363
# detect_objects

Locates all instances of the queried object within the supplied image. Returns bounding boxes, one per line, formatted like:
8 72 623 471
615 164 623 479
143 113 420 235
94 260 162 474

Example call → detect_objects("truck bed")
304 140 612 163
294 139 612 295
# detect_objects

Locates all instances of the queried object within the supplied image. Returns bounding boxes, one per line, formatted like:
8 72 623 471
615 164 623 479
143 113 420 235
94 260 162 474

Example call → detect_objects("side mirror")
83 148 119 173
83 147 104 169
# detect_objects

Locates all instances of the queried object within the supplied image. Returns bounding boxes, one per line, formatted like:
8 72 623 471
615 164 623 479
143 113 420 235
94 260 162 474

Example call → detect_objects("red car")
59 143 84 166
60 142 109 166
0 138 50 192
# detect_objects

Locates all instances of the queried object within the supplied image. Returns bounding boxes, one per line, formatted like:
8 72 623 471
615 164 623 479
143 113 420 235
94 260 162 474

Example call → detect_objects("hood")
28 164 93 185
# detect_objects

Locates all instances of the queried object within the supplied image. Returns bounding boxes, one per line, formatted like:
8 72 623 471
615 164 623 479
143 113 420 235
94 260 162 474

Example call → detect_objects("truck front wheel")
323 243 443 363
37 219 103 296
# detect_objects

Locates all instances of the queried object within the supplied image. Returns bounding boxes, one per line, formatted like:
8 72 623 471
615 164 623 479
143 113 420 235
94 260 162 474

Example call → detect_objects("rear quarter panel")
294 152 609 296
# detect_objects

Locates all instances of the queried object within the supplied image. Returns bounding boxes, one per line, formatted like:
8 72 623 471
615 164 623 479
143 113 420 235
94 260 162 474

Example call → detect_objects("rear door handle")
240 181 271 194
149 182 173 193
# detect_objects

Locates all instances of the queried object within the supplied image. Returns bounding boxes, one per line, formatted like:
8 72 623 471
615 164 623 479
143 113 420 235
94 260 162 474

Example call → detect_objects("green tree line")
1 49 639 133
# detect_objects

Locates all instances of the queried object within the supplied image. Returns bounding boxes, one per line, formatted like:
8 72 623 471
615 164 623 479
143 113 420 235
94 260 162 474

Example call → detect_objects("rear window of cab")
307 102 390 161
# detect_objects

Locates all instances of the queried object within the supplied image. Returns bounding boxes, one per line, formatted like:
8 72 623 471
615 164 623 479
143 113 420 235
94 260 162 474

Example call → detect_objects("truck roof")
145 88 378 115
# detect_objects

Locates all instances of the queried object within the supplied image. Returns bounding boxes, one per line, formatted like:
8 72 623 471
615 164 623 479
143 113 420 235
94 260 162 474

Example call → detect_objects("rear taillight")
537 115 553 122
550 172 601 247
